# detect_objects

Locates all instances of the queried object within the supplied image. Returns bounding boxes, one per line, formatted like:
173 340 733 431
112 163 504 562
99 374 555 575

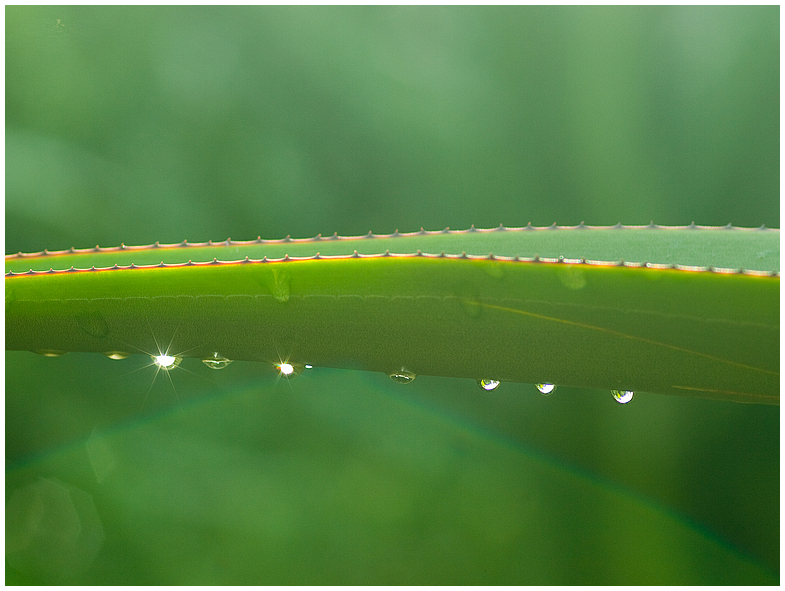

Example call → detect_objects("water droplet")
536 383 556 395
152 354 181 370
389 368 416 384
103 351 130 360
611 390 634 404
477 378 501 391
305 364 313 369
276 361 305 378
202 353 233 370
35 349 66 357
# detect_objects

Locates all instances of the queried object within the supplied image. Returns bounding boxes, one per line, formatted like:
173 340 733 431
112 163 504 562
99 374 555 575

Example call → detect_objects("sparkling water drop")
152 354 181 370
202 353 233 370
276 361 305 378
389 368 417 384
35 349 66 357
477 378 501 391
103 351 130 360
611 390 634 404
536 383 556 395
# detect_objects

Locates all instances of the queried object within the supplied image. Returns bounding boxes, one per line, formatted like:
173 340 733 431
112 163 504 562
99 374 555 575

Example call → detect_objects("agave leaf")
5 225 779 404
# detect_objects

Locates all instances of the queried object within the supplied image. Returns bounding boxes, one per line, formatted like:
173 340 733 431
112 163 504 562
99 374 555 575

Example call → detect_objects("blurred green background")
5 5 779 584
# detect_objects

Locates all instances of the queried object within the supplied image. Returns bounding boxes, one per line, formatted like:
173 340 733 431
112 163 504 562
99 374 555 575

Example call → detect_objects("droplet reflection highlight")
152 354 181 370
276 362 305 379
35 349 66 357
477 378 501 391
611 390 634 404
202 354 233 370
536 383 556 395
389 369 417 384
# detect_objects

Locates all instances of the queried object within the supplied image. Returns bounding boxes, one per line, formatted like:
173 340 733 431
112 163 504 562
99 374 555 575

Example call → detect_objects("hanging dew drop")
389 368 416 384
536 383 556 395
276 362 305 379
35 349 66 357
152 354 181 370
202 353 233 370
103 351 130 360
477 378 501 391
611 390 634 404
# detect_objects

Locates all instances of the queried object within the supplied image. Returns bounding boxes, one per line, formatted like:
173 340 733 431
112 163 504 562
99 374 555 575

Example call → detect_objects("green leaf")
5 225 779 404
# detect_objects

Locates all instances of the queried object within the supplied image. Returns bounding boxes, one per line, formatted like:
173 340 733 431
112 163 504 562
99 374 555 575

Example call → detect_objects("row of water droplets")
389 368 633 403
34 349 633 402
35 348 309 378
201 352 312 378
